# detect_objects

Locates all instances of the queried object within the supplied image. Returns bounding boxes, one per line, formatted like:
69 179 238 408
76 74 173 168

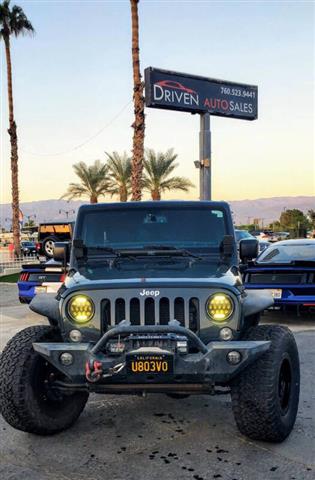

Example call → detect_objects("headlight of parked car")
67 295 95 324
206 293 234 322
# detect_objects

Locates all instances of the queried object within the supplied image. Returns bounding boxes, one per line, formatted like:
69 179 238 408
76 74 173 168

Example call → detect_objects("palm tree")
105 152 131 202
61 160 109 204
0 0 34 255
143 149 194 201
130 0 145 201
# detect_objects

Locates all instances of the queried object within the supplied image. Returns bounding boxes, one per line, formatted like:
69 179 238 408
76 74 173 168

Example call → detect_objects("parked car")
252 230 279 242
36 222 74 258
244 239 315 310
235 229 270 254
0 201 300 443
18 260 66 303
306 230 315 239
277 231 290 241
21 241 37 256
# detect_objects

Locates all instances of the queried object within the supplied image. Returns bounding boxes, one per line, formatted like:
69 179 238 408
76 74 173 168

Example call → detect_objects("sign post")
199 113 211 200
144 67 258 200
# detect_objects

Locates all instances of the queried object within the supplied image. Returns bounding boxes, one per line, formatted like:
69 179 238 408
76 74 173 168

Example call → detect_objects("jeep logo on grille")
140 289 160 297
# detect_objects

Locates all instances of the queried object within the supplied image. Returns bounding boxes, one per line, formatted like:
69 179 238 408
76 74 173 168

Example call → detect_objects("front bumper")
33 324 270 393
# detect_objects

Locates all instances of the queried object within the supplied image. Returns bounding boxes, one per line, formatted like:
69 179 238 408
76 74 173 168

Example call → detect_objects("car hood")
64 266 243 294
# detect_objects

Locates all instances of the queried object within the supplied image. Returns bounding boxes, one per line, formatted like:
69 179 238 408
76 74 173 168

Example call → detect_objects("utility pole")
199 113 211 200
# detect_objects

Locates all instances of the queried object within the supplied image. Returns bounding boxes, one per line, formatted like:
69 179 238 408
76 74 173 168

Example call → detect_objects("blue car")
244 239 315 311
18 260 66 304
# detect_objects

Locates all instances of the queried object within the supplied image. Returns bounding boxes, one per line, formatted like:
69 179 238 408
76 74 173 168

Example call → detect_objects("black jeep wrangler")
0 201 300 441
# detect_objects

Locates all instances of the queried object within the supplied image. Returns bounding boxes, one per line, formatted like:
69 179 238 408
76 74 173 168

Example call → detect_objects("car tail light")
20 272 30 281
60 273 66 282
36 242 41 251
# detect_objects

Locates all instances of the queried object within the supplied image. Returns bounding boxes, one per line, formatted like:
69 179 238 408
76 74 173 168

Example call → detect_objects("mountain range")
0 196 314 228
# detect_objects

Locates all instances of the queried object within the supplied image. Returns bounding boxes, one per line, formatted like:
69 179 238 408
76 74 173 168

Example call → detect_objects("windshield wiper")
80 243 203 261
86 246 121 257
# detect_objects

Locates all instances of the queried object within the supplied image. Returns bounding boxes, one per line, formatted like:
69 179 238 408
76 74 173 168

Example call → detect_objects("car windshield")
257 243 315 264
77 206 227 253
235 230 253 241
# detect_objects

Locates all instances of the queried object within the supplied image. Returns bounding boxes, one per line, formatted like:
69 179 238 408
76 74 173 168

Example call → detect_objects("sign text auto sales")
145 67 258 120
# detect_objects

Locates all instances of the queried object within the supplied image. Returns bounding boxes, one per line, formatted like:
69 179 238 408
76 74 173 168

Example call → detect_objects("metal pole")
199 113 211 200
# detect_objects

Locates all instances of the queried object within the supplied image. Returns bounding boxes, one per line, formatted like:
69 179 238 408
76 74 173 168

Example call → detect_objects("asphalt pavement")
0 284 314 480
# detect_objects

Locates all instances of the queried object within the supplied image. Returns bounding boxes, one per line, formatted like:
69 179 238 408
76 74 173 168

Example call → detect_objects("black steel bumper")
33 324 270 394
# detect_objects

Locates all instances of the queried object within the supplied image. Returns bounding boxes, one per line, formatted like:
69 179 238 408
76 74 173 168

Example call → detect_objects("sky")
0 0 314 204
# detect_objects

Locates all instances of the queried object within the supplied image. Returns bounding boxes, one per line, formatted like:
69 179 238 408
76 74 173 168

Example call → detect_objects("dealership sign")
145 67 258 120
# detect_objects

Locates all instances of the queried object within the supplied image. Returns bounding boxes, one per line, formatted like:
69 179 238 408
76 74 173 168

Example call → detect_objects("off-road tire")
0 325 89 435
243 313 260 330
231 324 299 442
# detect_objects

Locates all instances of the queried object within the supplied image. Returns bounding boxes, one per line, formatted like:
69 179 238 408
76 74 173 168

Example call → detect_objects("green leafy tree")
280 209 310 237
1 0 34 255
307 209 315 228
143 149 194 201
62 160 109 204
106 152 131 202
268 220 281 230
280 209 310 229
24 219 35 227
236 224 256 231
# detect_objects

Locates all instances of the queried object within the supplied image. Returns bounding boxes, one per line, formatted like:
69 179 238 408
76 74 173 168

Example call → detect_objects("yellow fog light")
206 293 234 322
67 295 94 324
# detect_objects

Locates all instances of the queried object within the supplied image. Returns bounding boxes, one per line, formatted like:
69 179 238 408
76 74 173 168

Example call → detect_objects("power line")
21 100 132 157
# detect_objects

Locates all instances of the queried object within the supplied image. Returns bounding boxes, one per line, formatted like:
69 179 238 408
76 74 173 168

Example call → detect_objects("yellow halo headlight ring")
206 293 234 322
67 295 95 324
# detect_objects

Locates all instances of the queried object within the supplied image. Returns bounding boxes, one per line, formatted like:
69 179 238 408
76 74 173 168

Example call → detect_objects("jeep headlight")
206 293 234 322
67 295 95 324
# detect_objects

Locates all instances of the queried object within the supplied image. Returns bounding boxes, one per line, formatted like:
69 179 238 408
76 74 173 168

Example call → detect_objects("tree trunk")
120 186 128 202
130 0 145 201
4 37 21 257
90 194 98 204
151 189 161 201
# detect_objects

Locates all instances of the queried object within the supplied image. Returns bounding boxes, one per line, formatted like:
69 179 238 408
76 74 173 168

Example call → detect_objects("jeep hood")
64 266 243 294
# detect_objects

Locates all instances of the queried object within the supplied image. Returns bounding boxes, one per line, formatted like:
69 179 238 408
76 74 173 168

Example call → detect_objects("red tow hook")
85 359 103 383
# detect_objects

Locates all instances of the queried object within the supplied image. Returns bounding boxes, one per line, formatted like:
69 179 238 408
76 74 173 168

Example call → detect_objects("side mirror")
53 242 70 266
239 238 258 263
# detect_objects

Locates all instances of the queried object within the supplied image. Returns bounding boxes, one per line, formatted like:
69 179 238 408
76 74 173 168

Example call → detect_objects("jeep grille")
101 296 200 332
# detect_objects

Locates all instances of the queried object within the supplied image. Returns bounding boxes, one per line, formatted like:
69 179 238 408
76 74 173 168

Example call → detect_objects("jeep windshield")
76 206 227 255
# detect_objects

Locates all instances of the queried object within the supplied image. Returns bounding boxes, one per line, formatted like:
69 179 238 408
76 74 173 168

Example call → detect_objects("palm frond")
105 151 132 200
0 1 34 38
143 148 194 199
61 160 109 203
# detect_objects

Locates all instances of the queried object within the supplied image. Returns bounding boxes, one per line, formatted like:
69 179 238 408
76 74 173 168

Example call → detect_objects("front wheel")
0 326 89 435
231 325 300 442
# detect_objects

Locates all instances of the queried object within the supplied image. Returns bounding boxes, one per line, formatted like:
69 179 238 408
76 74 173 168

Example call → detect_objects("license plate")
126 353 173 375
35 286 47 294
271 289 282 299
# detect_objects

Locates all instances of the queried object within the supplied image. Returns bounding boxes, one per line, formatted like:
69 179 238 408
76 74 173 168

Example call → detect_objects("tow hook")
85 360 103 383
85 360 125 383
